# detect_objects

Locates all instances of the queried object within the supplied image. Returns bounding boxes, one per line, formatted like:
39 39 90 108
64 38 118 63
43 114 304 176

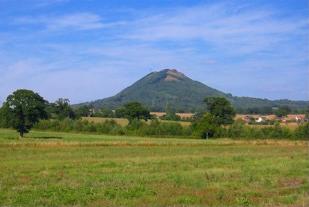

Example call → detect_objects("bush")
33 118 191 137
192 113 221 138
225 121 295 139
128 119 191 137
294 123 309 139
227 120 246 138
34 119 124 135
30 118 309 140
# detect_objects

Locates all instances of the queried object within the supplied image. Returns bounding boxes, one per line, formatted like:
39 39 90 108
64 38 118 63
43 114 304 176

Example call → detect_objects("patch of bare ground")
278 178 305 189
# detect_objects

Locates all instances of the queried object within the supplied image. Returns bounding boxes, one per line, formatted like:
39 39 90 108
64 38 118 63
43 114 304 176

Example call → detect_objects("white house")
255 117 264 123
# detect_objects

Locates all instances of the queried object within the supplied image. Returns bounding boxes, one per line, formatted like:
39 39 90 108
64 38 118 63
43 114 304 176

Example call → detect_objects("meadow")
0 128 308 206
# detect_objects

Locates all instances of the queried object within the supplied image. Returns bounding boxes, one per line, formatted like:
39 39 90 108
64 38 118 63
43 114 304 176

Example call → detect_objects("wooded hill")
79 69 309 112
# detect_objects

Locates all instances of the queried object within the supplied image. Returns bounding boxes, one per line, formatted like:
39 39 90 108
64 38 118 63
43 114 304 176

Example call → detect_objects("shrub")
227 120 246 138
33 118 190 137
192 113 221 138
135 120 189 137
31 117 309 140
294 123 309 139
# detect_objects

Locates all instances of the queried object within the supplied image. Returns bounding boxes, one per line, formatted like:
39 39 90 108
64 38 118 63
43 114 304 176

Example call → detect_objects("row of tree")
0 89 157 138
236 105 304 116
0 89 308 139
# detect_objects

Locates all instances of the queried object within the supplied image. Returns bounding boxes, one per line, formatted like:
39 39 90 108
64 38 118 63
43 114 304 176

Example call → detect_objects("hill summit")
88 69 226 111
161 69 185 81
82 69 308 112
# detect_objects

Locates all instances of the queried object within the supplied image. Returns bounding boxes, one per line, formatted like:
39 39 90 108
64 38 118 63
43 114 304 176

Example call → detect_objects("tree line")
0 89 308 139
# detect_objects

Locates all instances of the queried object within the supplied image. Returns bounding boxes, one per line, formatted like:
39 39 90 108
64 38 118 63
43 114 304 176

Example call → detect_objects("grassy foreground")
0 129 308 206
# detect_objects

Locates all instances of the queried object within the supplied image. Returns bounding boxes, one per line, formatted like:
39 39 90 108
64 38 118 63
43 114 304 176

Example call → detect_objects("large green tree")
50 98 75 120
75 105 93 118
2 89 48 138
193 113 220 139
204 97 236 125
117 102 151 122
274 106 291 118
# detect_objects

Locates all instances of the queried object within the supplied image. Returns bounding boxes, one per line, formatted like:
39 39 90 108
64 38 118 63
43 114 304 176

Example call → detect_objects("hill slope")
82 69 308 112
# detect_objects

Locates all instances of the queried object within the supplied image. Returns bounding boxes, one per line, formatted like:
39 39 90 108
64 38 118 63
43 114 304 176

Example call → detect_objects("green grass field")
0 129 308 206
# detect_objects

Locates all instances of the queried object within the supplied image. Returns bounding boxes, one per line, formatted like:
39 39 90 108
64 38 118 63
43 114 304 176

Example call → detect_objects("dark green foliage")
225 122 309 139
34 118 191 137
162 105 181 121
130 119 192 137
1 89 48 137
161 113 181 121
115 107 125 118
226 120 246 138
0 106 10 128
294 123 309 138
77 69 309 112
304 107 309 121
75 105 93 118
50 98 76 120
81 69 224 112
98 107 114 117
204 97 236 125
243 106 273 115
33 118 308 139
35 119 124 135
192 113 221 138
274 106 291 118
116 102 151 122
126 119 145 131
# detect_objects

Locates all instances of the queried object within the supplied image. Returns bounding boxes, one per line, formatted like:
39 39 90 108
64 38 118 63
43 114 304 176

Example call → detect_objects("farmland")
81 116 302 129
82 116 192 127
0 128 308 206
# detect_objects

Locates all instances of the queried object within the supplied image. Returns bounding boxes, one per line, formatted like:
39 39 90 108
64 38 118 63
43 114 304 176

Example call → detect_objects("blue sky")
0 0 308 104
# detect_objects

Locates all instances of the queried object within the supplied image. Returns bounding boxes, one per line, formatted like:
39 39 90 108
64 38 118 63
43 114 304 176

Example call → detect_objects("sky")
0 0 308 104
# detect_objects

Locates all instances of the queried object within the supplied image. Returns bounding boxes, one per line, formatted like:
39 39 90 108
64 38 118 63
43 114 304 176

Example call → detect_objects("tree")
0 106 10 128
2 89 48 138
192 113 220 139
99 107 114 118
118 102 151 122
75 105 93 118
274 106 291 118
51 98 75 120
305 107 309 122
204 97 236 125
162 103 180 121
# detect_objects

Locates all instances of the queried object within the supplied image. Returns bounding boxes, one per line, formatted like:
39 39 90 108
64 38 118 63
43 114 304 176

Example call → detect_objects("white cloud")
15 12 105 31
46 13 104 31
124 3 309 56
29 0 71 7
1 2 308 102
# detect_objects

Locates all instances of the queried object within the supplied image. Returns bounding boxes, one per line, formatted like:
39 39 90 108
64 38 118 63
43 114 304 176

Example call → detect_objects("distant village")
235 114 306 124
150 112 307 125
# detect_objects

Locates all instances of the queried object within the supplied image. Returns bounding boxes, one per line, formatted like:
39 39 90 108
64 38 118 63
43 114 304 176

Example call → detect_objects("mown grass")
0 128 308 206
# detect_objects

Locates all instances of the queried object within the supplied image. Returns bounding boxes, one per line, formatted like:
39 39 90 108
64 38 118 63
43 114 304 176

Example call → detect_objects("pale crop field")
82 117 192 127
0 129 308 206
